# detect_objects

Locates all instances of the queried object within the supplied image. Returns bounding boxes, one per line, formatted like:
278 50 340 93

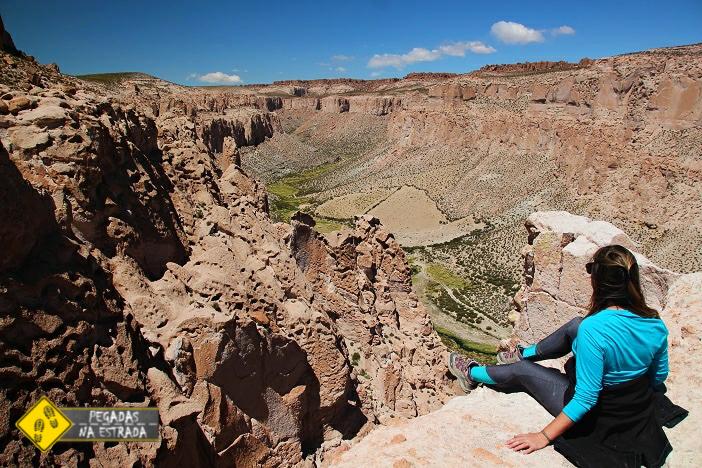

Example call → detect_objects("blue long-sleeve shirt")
562 308 669 422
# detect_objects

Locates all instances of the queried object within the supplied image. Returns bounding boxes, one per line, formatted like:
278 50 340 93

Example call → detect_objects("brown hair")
587 245 659 318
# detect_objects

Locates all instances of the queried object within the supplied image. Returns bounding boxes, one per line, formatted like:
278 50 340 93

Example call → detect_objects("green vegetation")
421 260 491 327
267 162 350 232
409 220 520 334
435 325 497 364
425 263 470 289
408 256 422 277
351 352 361 366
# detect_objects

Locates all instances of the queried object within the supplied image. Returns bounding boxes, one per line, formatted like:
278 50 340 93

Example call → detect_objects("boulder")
17 105 69 128
7 96 31 114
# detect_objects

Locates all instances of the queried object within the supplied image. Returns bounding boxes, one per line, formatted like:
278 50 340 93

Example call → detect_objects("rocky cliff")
332 212 701 467
0 42 450 466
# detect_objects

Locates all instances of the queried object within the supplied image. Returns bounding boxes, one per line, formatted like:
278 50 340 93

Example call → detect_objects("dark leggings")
485 317 582 416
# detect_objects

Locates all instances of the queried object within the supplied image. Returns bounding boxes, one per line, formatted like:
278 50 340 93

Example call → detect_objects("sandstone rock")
9 125 50 151
530 83 549 102
7 96 30 114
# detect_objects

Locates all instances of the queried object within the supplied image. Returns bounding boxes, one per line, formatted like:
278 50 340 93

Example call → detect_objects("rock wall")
159 93 284 117
281 96 401 115
332 211 702 467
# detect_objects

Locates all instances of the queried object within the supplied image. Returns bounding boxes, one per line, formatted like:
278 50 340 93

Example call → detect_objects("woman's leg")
531 316 583 361
470 360 570 416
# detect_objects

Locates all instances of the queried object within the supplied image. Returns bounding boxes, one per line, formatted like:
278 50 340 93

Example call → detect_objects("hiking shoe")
496 346 524 365
448 352 479 393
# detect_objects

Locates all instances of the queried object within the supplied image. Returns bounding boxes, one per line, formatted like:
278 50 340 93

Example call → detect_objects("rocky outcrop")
282 96 321 111
289 214 449 423
512 211 678 343
428 83 477 100
0 141 54 271
333 212 701 466
329 389 571 467
476 60 587 76
159 93 284 116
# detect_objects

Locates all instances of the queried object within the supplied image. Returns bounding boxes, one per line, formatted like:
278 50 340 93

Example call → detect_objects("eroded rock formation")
0 34 449 467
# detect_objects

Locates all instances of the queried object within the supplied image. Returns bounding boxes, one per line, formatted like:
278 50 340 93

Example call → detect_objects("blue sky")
3 1 701 85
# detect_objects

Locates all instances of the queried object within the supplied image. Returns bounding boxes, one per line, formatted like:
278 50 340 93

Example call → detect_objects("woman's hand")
506 432 550 454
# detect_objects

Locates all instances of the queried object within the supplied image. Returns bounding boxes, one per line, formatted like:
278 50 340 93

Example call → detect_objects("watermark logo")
16 396 160 451
16 396 72 452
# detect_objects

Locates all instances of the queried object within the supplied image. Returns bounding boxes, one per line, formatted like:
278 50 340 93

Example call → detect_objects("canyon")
0 18 700 467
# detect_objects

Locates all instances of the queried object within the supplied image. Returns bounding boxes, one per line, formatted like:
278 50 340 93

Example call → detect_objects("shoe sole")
448 356 476 394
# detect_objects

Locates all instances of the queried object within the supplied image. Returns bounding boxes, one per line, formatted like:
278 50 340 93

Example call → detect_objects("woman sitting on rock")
448 244 685 467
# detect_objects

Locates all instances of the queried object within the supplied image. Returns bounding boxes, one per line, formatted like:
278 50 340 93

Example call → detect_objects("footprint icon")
43 406 58 429
33 418 44 443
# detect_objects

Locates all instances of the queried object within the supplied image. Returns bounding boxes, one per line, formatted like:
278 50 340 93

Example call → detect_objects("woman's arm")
506 412 574 453
649 337 669 389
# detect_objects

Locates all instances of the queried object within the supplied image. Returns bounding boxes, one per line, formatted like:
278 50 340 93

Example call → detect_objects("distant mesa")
475 59 592 76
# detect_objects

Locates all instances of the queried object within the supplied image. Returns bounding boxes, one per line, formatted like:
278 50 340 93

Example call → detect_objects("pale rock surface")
330 389 569 467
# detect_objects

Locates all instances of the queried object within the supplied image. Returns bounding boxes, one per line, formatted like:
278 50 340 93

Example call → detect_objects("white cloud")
197 72 242 84
334 66 347 73
368 41 495 69
439 41 497 56
552 25 576 36
490 21 544 44
332 54 354 62
370 71 383 77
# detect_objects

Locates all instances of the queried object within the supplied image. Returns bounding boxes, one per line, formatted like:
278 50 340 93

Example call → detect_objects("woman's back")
573 308 669 387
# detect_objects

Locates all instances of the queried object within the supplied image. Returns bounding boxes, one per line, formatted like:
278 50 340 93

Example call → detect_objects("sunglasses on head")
586 262 595 274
